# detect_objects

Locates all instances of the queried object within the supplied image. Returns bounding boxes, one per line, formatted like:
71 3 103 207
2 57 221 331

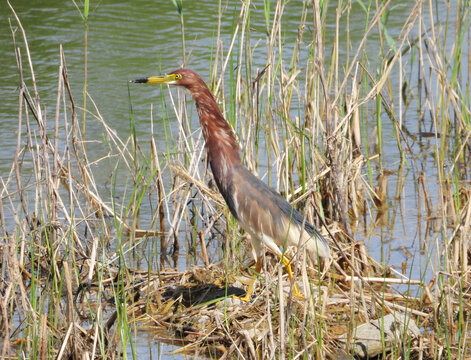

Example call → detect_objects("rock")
197 315 211 326
339 312 421 358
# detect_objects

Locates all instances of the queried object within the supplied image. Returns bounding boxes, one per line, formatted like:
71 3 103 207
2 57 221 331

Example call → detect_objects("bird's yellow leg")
279 255 305 300
234 256 263 302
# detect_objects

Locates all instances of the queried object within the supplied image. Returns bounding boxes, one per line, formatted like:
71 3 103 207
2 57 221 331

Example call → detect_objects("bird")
132 69 330 301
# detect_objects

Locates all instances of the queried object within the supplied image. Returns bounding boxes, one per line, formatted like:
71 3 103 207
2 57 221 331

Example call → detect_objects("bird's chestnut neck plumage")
179 71 240 198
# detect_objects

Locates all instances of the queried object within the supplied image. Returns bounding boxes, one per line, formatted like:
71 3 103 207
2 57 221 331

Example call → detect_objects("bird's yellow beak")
131 73 181 84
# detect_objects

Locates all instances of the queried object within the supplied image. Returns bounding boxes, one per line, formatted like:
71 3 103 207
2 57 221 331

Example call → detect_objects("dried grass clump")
120 243 437 359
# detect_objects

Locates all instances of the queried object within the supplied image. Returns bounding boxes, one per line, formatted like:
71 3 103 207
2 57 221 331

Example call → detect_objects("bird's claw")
293 290 305 300
233 294 251 303
292 283 306 300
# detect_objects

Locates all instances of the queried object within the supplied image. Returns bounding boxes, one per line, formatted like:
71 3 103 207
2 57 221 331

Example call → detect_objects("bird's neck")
191 87 241 194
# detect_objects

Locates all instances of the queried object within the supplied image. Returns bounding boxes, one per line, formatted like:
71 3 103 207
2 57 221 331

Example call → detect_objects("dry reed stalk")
4 7 152 357
149 118 167 263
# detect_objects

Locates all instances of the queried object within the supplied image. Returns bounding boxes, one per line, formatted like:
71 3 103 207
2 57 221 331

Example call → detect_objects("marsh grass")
1 0 470 359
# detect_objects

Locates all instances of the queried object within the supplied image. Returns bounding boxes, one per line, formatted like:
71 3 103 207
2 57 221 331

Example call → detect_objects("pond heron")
132 69 330 301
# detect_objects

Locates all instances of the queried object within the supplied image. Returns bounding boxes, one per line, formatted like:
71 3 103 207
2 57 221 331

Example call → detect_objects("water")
0 0 466 358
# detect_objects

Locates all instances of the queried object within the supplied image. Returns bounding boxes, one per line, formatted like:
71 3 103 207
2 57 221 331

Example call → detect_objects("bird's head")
132 68 203 90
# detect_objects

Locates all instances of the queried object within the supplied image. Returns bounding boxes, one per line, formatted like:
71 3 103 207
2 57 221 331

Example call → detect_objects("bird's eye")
175 74 182 80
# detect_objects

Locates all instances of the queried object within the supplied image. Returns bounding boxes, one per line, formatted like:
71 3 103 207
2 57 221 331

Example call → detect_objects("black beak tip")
131 77 148 84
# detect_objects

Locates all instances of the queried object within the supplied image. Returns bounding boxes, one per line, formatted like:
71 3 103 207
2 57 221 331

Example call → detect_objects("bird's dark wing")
228 164 329 259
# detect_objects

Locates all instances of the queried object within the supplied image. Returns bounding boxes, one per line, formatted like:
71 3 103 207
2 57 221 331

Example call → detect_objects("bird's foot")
233 294 251 303
233 280 256 303
293 289 305 300
292 284 305 300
